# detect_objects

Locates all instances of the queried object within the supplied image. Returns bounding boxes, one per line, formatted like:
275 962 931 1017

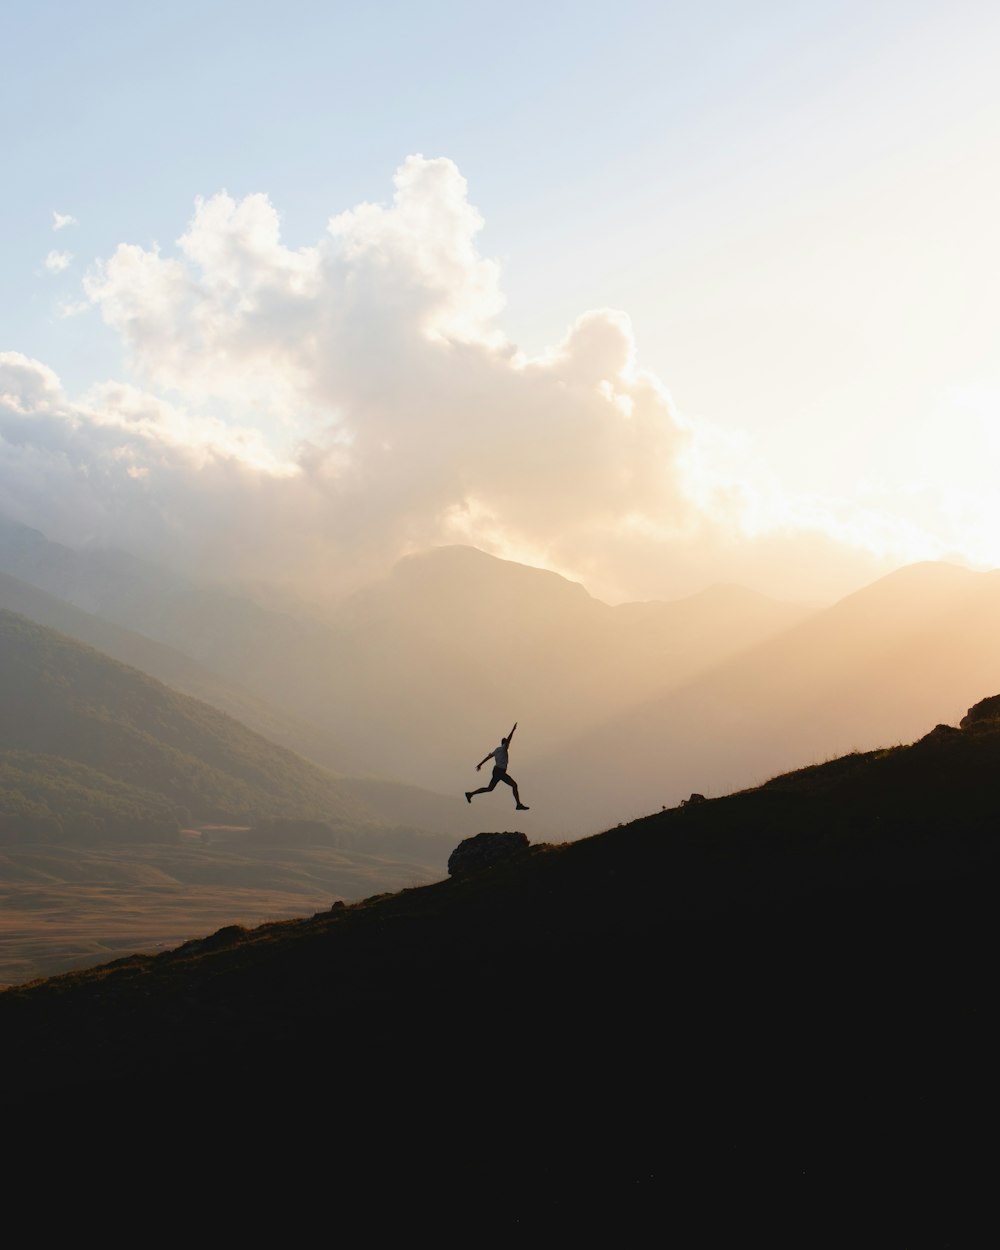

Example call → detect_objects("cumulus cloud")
0 350 310 574
0 156 923 603
43 250 73 273
52 211 77 231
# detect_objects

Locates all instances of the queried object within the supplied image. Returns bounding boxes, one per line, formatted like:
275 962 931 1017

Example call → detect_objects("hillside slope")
0 608 380 837
0 565 498 836
2 696 998 1235
0 567 362 776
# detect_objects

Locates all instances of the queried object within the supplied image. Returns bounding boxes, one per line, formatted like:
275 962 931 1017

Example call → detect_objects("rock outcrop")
960 695 1000 729
448 831 529 877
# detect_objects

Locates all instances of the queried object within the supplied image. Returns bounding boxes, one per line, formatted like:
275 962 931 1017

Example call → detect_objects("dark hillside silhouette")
2 696 998 1236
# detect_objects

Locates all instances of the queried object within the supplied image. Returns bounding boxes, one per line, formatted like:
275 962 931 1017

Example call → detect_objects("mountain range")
2 697 997 1238
0 541 479 840
0 513 817 826
7 514 1000 845
536 559 1000 829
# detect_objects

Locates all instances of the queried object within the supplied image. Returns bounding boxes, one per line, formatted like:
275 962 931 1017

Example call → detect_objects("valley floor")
0 835 446 986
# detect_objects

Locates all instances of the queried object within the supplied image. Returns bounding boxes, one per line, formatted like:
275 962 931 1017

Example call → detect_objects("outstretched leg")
467 771 502 801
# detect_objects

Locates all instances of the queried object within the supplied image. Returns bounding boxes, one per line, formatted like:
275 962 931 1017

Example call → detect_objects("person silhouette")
466 722 529 810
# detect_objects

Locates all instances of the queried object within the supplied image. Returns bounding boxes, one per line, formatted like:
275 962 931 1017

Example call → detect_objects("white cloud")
0 351 309 576
57 297 91 319
52 211 77 231
0 158 956 603
43 250 73 273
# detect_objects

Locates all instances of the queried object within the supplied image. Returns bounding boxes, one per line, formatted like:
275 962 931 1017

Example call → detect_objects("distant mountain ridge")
293 544 817 792
15 512 1000 843
532 559 1000 830
0 515 816 826
7 514 1000 846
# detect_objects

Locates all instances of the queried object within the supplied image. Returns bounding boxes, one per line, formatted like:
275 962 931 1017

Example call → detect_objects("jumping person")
466 722 529 810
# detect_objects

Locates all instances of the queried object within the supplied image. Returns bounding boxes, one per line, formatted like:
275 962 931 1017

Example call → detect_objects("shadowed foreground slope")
3 700 1000 1235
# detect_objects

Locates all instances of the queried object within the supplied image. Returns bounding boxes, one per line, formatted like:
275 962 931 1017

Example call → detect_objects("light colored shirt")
492 742 509 771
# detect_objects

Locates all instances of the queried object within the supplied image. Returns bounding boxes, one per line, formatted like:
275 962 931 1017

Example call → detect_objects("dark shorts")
490 766 514 787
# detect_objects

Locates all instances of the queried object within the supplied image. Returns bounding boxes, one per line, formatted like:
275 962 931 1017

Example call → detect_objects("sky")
2 0 999 606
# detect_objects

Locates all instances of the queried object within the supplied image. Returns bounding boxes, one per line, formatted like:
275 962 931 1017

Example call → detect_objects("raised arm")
508 722 518 743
